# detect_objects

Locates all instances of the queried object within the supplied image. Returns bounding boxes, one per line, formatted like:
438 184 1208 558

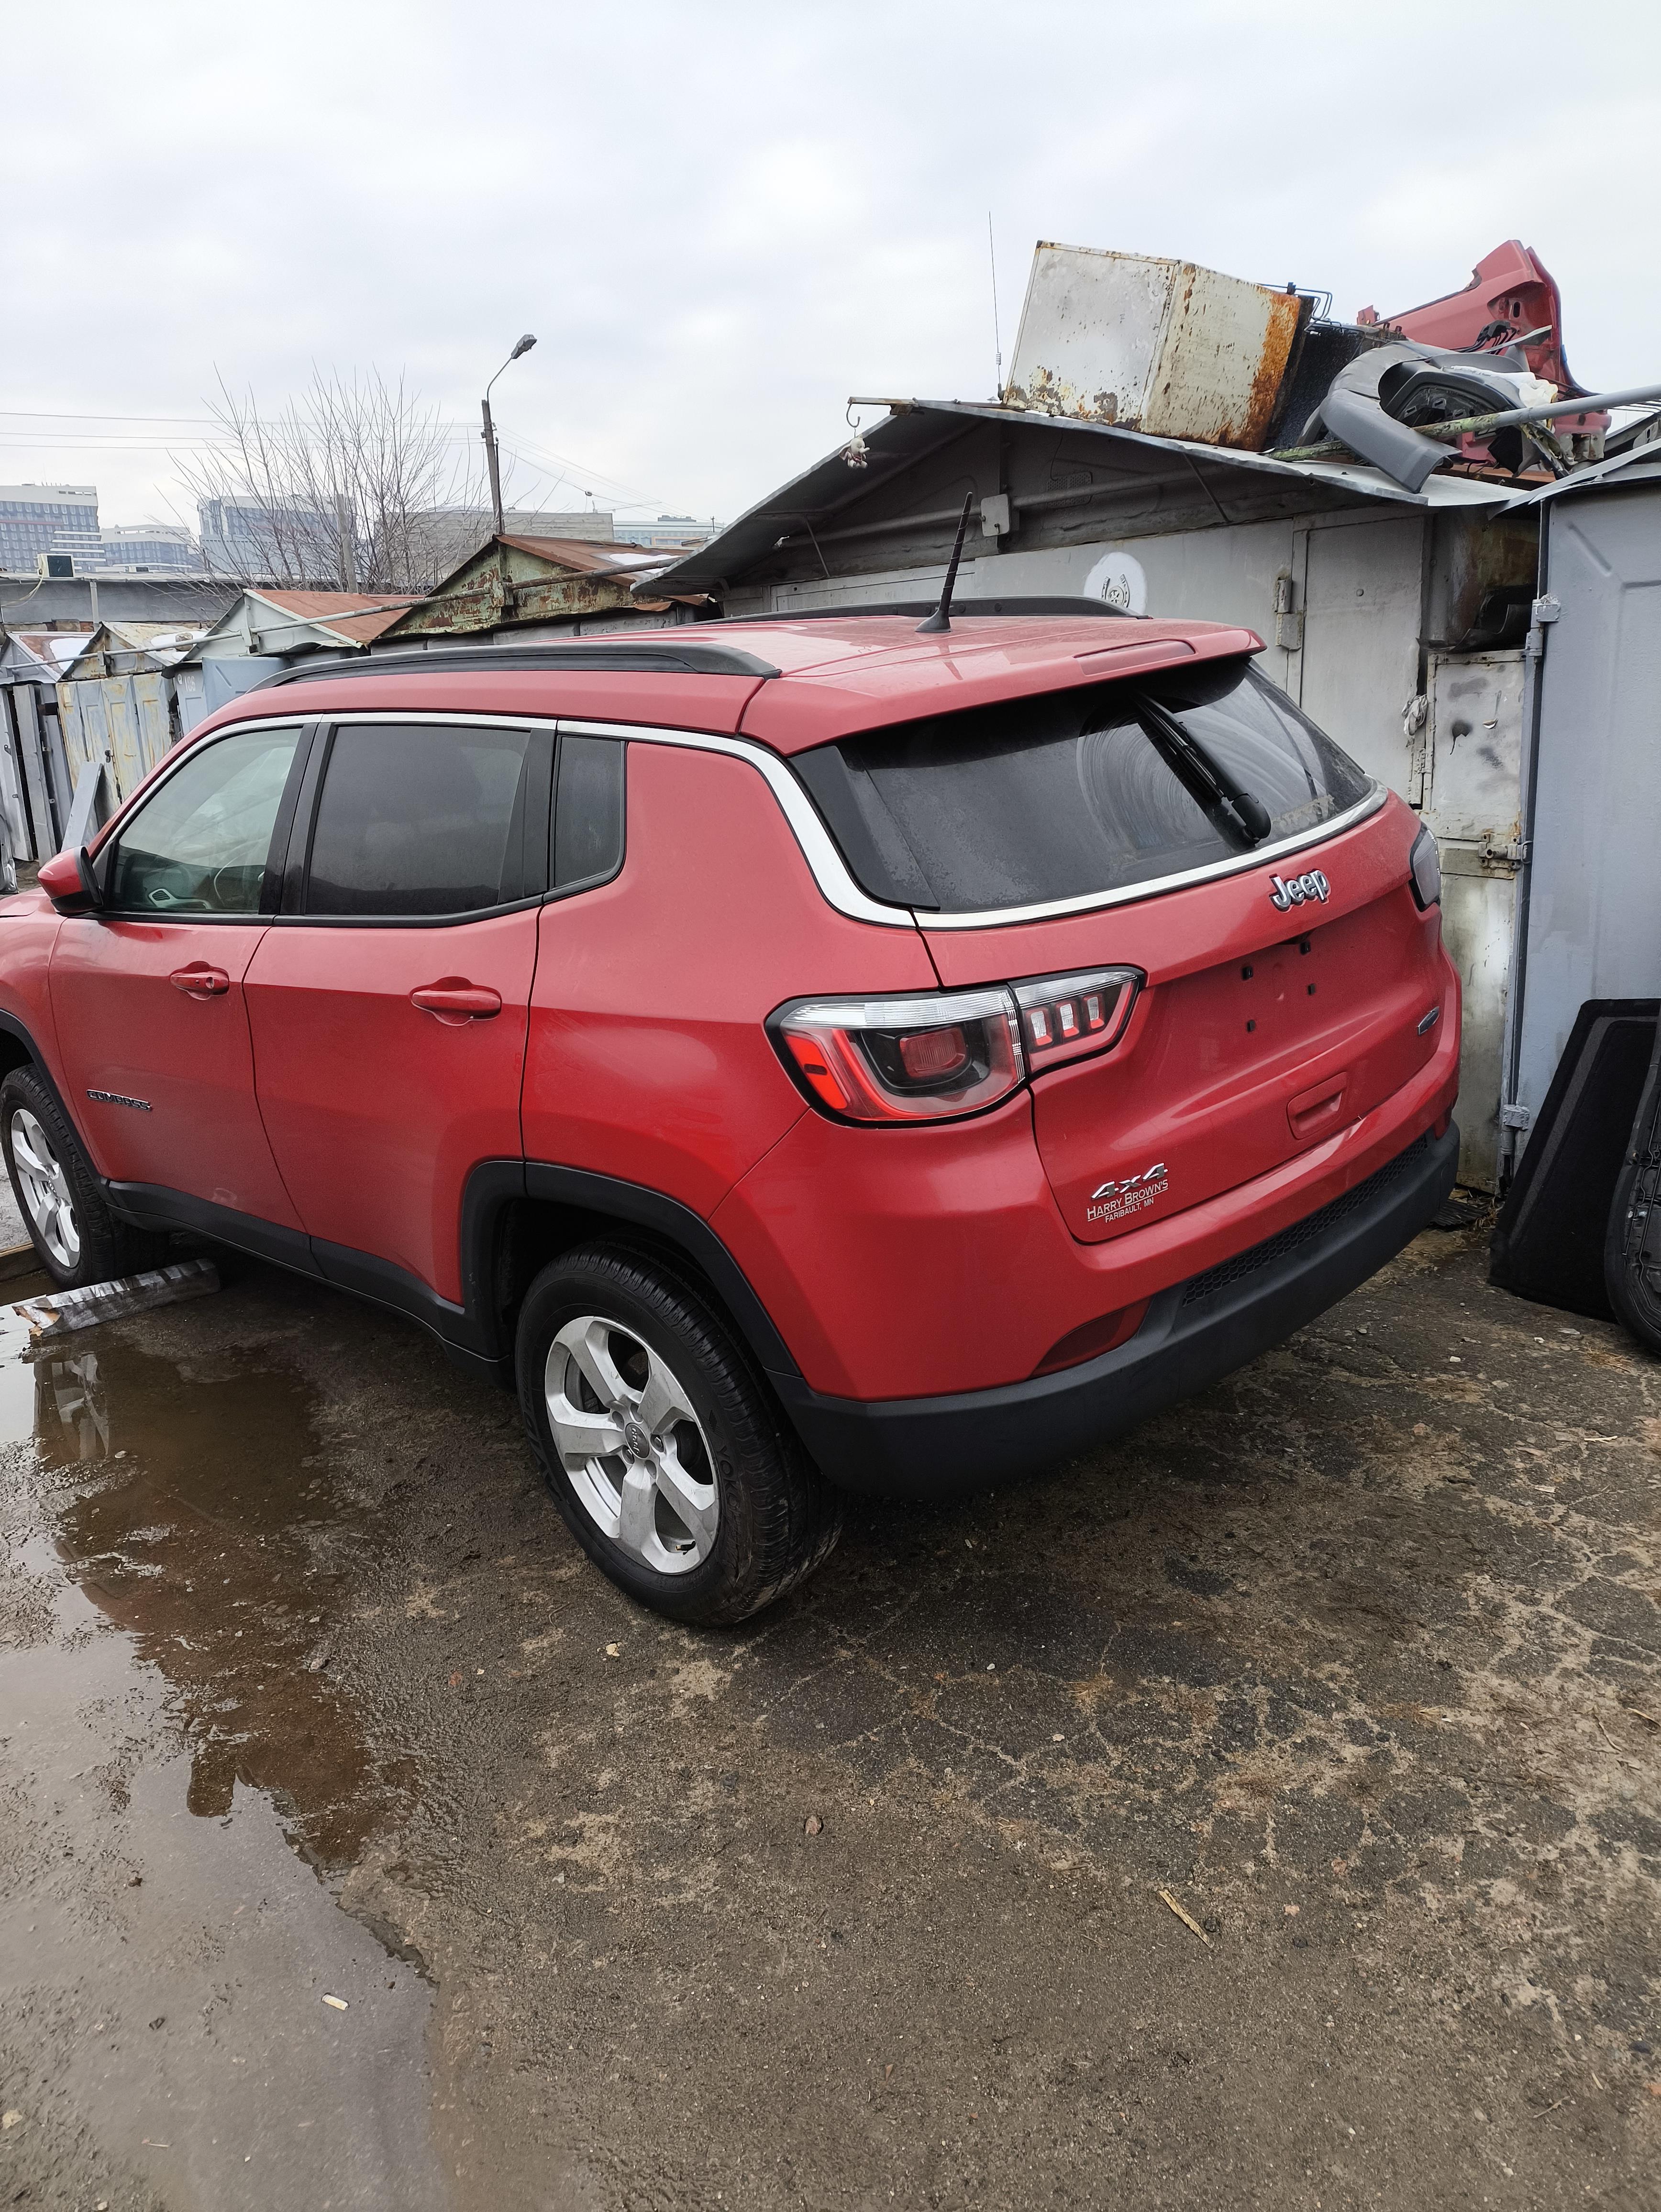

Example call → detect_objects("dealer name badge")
1086 1161 1169 1225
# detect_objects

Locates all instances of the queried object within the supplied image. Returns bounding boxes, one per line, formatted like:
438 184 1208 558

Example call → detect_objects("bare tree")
173 368 472 593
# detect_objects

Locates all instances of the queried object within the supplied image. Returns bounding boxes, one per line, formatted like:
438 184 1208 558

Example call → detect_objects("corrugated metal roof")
1498 440 1661 510
8 631 85 668
637 398 1519 600
252 588 420 643
497 536 664 575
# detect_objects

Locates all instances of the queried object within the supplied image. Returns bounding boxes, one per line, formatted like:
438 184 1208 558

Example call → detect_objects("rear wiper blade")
1134 693 1273 850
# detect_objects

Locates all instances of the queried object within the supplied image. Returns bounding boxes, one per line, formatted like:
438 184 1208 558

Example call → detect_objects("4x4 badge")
1086 1161 1169 1225
1268 869 1330 912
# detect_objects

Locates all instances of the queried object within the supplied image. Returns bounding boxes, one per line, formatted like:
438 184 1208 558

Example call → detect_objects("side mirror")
39 847 104 916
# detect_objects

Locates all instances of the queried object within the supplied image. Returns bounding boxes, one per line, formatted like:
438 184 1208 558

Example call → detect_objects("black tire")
516 1242 841 1625
1606 1028 1661 1355
0 1065 169 1290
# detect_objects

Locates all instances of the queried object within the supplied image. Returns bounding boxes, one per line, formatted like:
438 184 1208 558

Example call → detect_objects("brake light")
776 989 1024 1123
772 964 1143 1125
1011 967 1140 1072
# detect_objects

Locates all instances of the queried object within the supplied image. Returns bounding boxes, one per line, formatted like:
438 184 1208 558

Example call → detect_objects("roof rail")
258 639 782 687
712 595 1129 623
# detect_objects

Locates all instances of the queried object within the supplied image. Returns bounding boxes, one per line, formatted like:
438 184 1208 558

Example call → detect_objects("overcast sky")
4 0 1659 534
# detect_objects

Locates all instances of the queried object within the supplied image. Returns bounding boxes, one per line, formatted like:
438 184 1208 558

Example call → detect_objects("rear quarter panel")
522 741 938 1216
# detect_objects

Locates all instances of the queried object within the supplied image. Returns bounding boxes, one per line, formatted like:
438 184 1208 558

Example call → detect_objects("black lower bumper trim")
775 1123 1458 1500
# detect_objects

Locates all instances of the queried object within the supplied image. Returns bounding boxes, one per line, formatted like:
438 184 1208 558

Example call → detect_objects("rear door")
49 719 308 1227
244 717 550 1304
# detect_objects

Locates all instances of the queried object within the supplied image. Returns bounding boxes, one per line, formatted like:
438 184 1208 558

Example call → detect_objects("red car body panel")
711 992 1458 1401
1030 890 1445 1244
50 912 303 1226
522 744 933 1217
736 619 1260 751
919 793 1449 1242
244 908 541 1303
0 891 61 1074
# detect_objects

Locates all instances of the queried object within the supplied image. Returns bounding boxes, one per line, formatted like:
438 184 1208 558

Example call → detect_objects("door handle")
1287 1070 1349 1141
410 980 502 1023
169 963 230 999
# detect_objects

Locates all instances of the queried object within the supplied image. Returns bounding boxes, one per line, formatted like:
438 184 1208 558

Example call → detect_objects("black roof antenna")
916 493 975 634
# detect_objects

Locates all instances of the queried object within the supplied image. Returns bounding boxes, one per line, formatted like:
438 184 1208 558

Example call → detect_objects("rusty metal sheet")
1004 244 1303 451
392 542 660 636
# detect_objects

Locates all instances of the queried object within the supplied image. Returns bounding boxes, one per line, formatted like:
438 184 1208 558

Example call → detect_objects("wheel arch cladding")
469 1160 801 1382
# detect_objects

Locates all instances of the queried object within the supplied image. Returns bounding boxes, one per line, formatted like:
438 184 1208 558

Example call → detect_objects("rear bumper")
775 1121 1457 1499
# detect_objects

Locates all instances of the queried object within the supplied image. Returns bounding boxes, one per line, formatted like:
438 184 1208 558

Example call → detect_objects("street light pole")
481 333 537 539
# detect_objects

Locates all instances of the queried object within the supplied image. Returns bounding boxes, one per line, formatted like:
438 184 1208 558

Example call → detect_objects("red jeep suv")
4 605 1458 1622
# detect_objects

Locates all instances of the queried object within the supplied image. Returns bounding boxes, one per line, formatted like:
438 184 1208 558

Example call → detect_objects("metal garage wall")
58 671 180 807
1294 514 1426 799
1513 476 1661 1139
0 683 65 858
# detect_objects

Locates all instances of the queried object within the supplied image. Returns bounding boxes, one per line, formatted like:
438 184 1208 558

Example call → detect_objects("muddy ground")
0 1223 1657 2211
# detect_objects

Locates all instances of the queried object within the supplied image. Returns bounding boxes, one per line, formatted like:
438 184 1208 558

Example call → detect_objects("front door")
50 719 308 1227
244 718 550 1304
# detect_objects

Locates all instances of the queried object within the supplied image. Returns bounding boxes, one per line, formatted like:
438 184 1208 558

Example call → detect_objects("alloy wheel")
11 1108 79 1272
543 1315 720 1575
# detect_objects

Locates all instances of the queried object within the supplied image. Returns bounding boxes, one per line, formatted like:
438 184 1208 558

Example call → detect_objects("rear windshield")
790 658 1372 914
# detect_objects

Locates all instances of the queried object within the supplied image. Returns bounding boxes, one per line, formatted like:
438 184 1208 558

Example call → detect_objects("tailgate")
921 808 1449 1244
790 647 1449 1239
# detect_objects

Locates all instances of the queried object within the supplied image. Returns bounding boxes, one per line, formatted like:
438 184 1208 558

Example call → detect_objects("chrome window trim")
557 717 1391 931
197 709 1390 935
905 784 1390 929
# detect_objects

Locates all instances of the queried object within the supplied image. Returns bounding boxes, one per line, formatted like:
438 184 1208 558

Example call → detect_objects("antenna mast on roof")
916 493 974 635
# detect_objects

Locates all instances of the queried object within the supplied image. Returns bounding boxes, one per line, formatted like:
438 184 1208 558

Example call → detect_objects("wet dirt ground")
0 1225 1657 2211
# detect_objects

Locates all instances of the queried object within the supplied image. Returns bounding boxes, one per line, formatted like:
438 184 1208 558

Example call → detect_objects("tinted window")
552 734 625 890
305 723 539 917
795 661 1371 914
109 724 301 914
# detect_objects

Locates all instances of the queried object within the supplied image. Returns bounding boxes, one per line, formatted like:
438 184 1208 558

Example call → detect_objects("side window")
303 723 546 918
108 724 302 915
552 734 625 892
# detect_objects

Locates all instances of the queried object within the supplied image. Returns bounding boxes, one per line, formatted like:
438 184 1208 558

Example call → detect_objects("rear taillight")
1011 967 1140 1073
771 965 1142 1125
1409 823 1441 910
775 989 1023 1123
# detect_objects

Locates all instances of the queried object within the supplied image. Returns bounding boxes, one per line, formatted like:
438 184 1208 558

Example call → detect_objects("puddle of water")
23 1320 410 1867
0 1272 448 2211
